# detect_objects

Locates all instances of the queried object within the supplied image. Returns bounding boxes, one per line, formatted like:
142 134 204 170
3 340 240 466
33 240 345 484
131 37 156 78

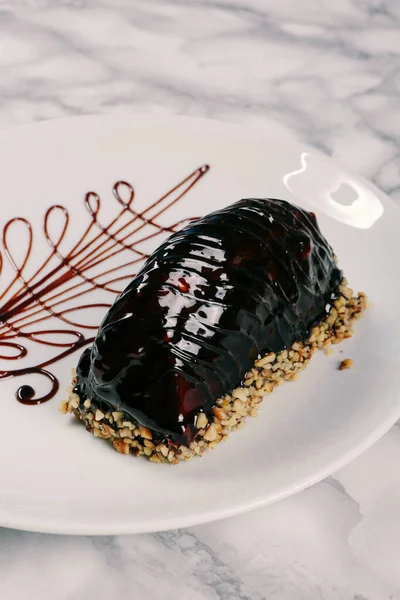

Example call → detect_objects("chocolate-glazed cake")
63 198 366 463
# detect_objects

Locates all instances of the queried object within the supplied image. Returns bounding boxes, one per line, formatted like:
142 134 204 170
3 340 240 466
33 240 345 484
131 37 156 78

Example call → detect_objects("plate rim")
2 407 400 536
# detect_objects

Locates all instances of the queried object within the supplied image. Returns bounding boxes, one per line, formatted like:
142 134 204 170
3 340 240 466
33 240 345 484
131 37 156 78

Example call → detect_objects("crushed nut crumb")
339 358 354 370
95 409 104 421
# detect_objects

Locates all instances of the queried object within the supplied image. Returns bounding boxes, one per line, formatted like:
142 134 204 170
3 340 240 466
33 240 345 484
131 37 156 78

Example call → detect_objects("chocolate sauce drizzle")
0 165 209 404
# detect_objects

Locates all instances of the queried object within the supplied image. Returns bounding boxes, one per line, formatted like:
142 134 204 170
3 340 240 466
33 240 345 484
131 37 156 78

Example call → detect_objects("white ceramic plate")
0 114 398 535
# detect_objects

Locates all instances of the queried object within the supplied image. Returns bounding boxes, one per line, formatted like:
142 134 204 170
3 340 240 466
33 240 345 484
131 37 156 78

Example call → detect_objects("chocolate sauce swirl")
0 165 209 404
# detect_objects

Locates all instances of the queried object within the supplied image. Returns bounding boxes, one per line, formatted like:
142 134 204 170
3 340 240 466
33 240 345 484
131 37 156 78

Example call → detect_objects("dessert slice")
63 198 366 463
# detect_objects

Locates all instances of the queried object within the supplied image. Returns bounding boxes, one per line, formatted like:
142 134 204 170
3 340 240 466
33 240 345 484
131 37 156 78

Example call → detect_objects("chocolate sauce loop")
0 342 28 360
14 368 59 405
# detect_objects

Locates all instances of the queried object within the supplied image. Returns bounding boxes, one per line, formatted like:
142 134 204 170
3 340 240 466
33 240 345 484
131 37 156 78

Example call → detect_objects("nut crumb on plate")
339 358 354 370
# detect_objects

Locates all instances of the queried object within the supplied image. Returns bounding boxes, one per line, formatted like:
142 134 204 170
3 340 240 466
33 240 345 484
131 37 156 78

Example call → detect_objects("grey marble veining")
0 1 400 598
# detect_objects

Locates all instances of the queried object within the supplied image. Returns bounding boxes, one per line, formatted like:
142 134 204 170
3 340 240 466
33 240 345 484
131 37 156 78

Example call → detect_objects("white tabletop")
1 1 400 598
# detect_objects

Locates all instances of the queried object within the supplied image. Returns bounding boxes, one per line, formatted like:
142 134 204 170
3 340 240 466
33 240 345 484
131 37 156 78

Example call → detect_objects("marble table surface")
0 1 400 598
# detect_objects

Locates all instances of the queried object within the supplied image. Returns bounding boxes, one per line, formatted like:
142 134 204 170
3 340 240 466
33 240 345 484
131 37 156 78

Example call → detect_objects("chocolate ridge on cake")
62 197 366 463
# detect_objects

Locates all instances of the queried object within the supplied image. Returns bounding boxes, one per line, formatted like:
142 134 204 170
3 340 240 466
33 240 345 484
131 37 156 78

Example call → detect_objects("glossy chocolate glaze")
75 198 342 445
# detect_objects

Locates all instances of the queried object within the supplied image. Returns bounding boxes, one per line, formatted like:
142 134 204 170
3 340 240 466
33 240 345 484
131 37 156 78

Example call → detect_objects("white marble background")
0 1 400 598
